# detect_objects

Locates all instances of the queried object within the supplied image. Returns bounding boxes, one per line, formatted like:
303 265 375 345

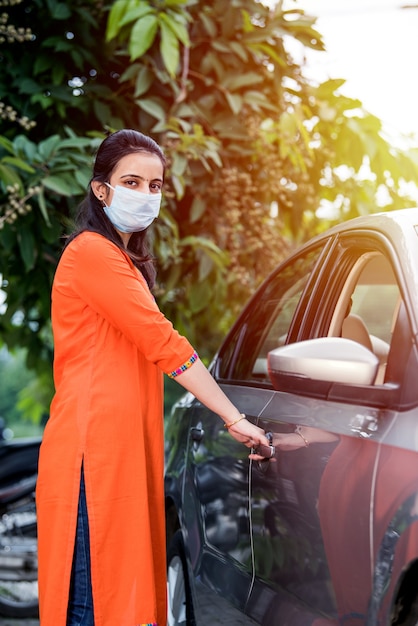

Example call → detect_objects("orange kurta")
36 231 195 626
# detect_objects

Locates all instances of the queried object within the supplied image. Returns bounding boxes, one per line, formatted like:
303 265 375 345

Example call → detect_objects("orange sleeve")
62 233 196 374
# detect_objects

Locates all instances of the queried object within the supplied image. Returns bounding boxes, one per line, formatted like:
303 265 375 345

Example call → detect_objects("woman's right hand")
227 417 270 459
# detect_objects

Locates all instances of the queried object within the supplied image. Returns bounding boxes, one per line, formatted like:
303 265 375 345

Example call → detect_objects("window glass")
217 245 325 382
351 283 399 346
332 252 401 384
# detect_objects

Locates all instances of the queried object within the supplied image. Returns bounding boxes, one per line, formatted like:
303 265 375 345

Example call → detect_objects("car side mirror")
267 337 380 394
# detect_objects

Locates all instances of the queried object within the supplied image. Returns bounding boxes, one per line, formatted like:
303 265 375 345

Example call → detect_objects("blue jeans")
66 468 94 626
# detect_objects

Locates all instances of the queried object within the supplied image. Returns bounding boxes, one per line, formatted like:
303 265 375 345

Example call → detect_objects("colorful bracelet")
295 426 309 447
168 351 199 378
224 414 246 430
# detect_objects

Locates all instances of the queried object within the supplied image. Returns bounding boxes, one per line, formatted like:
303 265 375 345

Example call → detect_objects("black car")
165 208 418 626
0 435 40 618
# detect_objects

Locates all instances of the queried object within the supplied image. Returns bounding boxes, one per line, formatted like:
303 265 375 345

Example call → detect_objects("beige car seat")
341 313 373 352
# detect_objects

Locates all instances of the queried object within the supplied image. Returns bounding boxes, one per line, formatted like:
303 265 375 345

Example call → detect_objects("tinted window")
329 251 401 385
217 245 325 382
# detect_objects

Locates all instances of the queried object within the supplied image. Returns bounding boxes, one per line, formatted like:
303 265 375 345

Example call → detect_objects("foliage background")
1 0 418 431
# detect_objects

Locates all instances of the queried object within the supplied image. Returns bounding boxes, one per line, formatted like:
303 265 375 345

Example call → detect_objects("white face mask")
103 184 161 233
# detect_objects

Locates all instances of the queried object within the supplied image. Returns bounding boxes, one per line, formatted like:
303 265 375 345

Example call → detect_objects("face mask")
103 184 161 233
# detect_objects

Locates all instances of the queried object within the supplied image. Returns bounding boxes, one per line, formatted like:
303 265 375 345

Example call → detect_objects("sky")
288 0 418 142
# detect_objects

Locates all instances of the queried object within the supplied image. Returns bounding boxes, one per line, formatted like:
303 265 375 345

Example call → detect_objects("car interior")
328 252 400 384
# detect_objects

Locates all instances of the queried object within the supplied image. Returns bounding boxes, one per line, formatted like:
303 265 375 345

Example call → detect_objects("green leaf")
172 104 194 120
0 137 14 155
74 168 90 192
106 0 134 41
129 14 158 60
134 66 153 97
170 174 185 199
151 117 168 132
50 2 71 19
225 92 243 115
42 175 73 197
14 136 37 162
200 13 217 37
249 42 287 68
51 63 66 84
120 4 153 29
229 41 248 62
38 135 61 161
242 90 278 112
212 117 248 140
17 79 41 95
33 54 54 76
17 228 36 272
93 100 113 126
136 97 167 121
190 196 206 223
0 164 22 188
211 41 230 53
170 153 188 177
200 51 223 78
75 7 97 29
2 157 35 174
206 149 222 168
180 235 225 258
119 63 142 83
48 40 72 53
36 189 51 226
70 49 85 71
160 12 190 47
223 72 264 91
159 20 180 77
30 92 54 111
197 252 213 282
164 0 191 6
189 279 212 313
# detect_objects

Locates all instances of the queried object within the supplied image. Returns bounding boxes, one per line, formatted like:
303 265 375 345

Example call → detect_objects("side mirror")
268 337 379 394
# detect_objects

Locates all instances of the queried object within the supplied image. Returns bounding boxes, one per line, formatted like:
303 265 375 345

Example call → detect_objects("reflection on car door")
180 400 266 624
248 396 379 625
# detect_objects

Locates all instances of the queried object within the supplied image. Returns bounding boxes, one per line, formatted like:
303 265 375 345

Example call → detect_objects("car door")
180 240 333 624
215 230 417 625
178 397 270 625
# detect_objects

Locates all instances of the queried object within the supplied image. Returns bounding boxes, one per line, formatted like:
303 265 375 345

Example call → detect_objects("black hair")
66 129 166 289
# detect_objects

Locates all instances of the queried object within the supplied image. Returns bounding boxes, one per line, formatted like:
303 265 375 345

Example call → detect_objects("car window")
216 244 326 382
328 252 400 384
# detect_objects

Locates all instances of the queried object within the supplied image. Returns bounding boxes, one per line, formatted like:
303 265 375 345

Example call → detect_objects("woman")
36 129 268 626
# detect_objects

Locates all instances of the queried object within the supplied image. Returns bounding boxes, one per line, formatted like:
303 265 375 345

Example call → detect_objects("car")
0 434 40 618
164 207 418 626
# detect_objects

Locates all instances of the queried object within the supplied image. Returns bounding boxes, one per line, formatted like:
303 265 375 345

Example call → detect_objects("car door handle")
253 442 276 459
253 432 275 473
190 425 205 443
253 431 275 457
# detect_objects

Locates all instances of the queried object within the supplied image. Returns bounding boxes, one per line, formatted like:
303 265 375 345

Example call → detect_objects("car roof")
308 207 418 337
314 207 418 241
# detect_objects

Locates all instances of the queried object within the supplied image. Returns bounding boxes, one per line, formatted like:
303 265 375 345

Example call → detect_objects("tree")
1 0 418 420
0 346 45 434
